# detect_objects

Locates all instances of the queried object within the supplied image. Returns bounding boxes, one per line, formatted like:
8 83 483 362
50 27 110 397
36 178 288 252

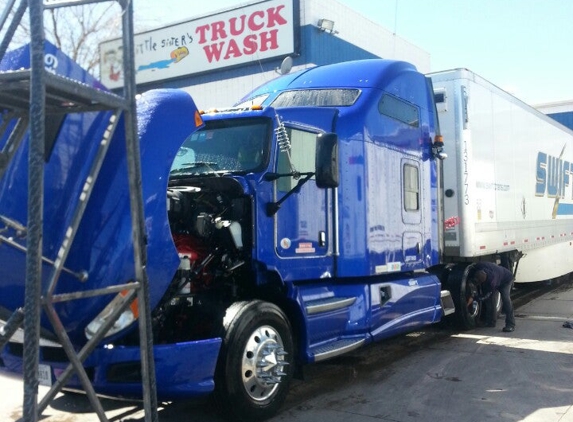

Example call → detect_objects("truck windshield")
270 89 360 107
170 119 270 175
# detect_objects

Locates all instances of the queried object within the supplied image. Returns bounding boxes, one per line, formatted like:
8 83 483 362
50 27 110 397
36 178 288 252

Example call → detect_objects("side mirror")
315 133 339 188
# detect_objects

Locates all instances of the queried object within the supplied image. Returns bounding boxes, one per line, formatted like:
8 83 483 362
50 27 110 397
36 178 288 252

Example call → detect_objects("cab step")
312 337 367 362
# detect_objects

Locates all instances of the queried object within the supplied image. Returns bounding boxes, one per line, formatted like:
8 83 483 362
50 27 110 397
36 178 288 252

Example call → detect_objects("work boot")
502 326 515 332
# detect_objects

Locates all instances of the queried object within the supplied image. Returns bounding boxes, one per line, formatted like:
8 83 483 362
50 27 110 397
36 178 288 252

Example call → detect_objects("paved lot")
2 281 573 421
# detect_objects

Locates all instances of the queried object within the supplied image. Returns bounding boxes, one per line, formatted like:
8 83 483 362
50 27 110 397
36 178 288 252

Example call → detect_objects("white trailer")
430 69 573 282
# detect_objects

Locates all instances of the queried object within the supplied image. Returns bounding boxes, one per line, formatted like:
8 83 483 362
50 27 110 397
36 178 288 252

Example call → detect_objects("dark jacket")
472 262 514 301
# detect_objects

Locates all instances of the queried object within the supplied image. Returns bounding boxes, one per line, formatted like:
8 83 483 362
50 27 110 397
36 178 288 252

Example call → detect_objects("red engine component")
173 233 208 261
172 233 213 291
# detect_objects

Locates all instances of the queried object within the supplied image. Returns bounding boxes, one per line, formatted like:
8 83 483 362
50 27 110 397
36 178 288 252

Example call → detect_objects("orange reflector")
251 105 263 110
433 135 444 146
120 289 139 319
194 110 204 127
130 298 139 319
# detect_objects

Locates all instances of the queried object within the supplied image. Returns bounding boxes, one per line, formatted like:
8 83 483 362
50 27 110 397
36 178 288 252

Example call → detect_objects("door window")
277 127 316 192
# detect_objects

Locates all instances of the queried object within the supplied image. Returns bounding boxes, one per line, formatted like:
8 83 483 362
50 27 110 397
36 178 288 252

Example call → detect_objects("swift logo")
535 146 573 217
535 149 570 198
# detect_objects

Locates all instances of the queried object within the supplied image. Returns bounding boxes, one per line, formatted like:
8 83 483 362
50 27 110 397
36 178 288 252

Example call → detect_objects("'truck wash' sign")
99 0 295 88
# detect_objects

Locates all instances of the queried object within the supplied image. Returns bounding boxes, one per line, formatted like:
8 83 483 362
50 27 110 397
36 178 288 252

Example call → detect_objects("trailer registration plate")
38 364 52 387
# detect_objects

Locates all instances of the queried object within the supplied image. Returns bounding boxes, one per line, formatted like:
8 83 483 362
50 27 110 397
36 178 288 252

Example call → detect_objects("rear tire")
449 264 481 329
215 300 294 422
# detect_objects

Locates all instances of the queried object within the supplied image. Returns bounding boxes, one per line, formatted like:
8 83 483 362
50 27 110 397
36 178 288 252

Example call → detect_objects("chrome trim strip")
306 296 356 315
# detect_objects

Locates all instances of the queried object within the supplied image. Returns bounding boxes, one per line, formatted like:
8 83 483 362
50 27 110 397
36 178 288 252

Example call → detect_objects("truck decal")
295 242 316 253
535 147 573 217
375 262 402 274
535 149 570 198
476 181 510 191
444 216 461 229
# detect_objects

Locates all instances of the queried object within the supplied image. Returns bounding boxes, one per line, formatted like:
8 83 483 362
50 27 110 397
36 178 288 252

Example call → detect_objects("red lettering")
259 29 279 52
248 10 265 31
202 42 225 63
201 5 288 63
211 21 227 41
197 6 288 48
224 39 242 59
266 6 287 27
195 24 209 44
243 34 258 55
229 15 246 36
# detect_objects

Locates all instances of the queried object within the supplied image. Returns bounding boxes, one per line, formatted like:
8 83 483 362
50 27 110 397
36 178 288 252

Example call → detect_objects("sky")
136 0 573 106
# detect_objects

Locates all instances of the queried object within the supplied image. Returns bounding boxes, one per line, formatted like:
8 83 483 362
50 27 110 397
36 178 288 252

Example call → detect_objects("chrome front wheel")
215 300 294 421
241 324 288 402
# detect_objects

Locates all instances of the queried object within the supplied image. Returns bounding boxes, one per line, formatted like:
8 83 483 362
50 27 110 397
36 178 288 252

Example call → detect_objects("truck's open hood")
0 43 203 344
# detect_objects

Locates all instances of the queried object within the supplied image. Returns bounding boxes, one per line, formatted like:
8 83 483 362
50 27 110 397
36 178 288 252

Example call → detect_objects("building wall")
301 0 430 71
536 100 573 131
548 112 573 131
138 0 430 108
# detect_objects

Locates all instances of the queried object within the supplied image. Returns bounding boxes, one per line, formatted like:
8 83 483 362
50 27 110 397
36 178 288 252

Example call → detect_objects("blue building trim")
548 111 573 131
299 24 379 66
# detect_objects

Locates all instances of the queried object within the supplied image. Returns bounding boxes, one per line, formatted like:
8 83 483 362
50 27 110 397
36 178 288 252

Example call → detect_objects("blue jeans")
486 279 515 328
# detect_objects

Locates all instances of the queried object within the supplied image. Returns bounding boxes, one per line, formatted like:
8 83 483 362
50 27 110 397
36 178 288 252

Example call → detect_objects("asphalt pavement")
272 281 573 422
2 281 573 422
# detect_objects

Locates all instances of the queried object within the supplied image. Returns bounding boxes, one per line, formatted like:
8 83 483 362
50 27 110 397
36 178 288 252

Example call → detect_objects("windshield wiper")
170 161 219 175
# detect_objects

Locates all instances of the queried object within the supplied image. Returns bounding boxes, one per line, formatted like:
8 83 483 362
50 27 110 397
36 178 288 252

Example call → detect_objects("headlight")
85 290 139 340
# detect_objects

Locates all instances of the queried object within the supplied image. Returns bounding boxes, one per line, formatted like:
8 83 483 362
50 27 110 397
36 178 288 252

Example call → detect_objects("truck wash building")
536 101 573 131
99 0 430 109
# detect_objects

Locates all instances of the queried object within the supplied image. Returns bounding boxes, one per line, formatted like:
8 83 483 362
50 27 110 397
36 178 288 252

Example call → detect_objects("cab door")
271 108 338 281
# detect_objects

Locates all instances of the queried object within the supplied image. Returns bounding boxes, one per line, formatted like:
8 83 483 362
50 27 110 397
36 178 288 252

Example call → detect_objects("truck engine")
152 179 252 343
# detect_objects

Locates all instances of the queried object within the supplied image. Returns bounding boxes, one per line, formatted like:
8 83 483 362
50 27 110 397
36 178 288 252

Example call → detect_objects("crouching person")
467 262 516 332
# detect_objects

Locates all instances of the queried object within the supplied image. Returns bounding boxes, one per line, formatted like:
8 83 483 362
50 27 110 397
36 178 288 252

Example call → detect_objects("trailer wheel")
215 300 294 422
448 264 481 329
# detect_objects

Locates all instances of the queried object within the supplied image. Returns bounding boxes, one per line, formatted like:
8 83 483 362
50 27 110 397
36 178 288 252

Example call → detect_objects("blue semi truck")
2 43 573 421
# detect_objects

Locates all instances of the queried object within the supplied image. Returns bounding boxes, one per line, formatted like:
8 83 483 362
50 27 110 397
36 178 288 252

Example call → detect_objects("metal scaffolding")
0 1 158 421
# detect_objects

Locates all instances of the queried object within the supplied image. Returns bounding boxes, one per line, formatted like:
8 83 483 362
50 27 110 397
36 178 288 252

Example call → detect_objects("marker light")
85 290 139 340
194 110 203 127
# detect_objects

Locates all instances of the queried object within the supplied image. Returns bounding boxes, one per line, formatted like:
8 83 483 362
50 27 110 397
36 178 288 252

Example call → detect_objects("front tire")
215 300 294 421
